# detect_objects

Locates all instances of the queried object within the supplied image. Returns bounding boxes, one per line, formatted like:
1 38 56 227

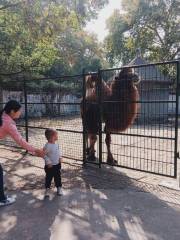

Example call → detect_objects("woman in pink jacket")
0 100 44 207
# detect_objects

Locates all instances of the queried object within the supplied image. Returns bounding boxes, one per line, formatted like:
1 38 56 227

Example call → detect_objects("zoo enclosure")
0 60 179 178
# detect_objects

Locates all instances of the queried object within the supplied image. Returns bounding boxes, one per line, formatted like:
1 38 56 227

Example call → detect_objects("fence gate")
84 61 179 178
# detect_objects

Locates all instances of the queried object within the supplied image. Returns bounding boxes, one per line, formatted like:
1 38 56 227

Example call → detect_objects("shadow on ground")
0 148 180 240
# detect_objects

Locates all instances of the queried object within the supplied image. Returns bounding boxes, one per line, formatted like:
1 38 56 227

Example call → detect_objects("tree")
0 1 73 75
0 0 109 78
0 1 20 11
104 0 180 66
53 0 109 25
48 30 106 76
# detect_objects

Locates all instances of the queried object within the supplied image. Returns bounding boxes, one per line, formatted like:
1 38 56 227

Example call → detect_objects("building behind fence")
129 52 171 123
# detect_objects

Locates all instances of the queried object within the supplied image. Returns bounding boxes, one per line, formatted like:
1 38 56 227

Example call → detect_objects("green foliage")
55 0 109 25
48 30 106 76
105 0 180 65
0 0 109 86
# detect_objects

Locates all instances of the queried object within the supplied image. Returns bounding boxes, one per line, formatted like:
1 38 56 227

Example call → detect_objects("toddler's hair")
45 128 57 141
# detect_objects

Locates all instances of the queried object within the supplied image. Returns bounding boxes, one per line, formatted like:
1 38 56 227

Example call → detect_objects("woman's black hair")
0 100 21 126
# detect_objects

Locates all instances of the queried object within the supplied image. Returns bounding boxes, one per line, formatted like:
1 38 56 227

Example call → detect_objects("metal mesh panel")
100 62 178 177
0 61 179 178
0 75 84 163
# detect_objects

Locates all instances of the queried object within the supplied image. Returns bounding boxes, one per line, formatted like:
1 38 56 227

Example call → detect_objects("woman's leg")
0 164 6 201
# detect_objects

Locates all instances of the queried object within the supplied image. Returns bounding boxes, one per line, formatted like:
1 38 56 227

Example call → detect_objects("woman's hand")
35 148 45 158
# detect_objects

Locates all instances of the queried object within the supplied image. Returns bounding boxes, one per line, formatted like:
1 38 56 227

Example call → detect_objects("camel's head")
86 73 98 89
115 68 140 86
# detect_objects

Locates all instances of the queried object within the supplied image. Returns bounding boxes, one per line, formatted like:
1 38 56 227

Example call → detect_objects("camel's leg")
87 134 97 161
105 132 117 165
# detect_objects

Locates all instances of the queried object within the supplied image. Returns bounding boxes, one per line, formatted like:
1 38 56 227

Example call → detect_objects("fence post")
175 61 180 180
23 77 29 142
98 69 102 168
82 69 87 166
174 61 180 182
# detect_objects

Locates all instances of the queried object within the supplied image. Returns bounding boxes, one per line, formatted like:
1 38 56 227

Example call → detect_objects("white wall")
2 90 81 117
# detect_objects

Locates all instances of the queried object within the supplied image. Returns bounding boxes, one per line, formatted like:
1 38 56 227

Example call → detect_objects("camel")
81 68 140 165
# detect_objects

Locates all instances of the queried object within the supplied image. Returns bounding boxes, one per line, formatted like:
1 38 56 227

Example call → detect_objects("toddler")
43 128 63 197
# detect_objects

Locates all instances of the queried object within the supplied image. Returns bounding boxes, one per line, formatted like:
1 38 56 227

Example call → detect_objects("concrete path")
0 146 180 240
0 189 180 240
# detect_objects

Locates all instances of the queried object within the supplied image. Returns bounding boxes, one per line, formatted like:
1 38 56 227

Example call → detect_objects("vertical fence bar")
175 61 180 178
98 69 102 168
23 77 29 142
82 69 86 165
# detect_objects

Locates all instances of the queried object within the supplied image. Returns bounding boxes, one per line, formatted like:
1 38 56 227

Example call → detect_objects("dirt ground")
1 116 178 177
0 146 180 240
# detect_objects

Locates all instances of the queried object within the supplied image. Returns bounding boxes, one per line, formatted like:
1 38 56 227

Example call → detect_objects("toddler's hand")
47 164 53 168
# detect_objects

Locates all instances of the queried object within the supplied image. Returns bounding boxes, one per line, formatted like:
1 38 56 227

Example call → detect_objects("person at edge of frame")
0 100 45 207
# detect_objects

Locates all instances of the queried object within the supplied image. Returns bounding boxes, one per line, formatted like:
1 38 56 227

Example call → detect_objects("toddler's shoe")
0 196 16 207
57 187 63 196
44 188 51 198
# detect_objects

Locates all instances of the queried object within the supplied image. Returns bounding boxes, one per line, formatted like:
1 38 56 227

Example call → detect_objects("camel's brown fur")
81 68 140 164
104 68 139 132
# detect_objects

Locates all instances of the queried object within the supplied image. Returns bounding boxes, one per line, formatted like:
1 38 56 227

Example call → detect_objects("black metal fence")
0 74 84 163
99 61 179 178
0 60 179 178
